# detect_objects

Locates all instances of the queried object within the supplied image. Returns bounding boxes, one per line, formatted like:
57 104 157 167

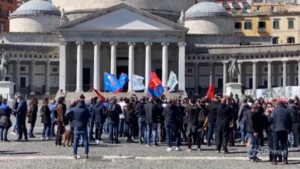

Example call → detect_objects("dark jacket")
106 103 122 122
28 105 38 124
163 103 180 124
185 104 200 126
216 104 232 127
88 103 96 121
288 103 299 123
124 106 136 124
72 103 90 131
17 100 27 120
135 101 146 118
40 105 51 124
0 104 12 128
144 101 159 124
244 109 261 134
238 103 250 123
207 101 218 122
93 102 107 123
273 105 293 132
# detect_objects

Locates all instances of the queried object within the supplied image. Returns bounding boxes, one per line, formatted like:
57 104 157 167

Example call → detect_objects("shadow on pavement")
0 151 39 155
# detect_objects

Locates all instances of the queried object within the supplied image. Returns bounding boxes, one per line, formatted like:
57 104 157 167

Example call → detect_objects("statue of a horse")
0 55 10 81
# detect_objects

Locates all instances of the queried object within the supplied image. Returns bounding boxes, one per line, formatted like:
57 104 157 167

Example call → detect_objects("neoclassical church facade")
2 0 300 97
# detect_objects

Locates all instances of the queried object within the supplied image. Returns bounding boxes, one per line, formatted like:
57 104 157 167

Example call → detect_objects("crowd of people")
0 94 299 165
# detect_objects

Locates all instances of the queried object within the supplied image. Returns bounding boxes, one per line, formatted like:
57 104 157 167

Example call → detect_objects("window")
272 37 279 44
235 22 242 29
287 37 295 44
288 19 294 29
273 20 280 29
244 21 252 30
258 21 266 29
243 7 247 13
0 23 5 32
52 67 58 73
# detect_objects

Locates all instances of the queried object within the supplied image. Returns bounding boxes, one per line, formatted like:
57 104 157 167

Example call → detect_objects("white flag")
132 75 145 91
167 71 178 92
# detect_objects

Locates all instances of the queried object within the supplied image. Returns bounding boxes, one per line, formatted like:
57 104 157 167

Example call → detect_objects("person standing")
88 97 97 141
237 98 250 145
206 98 218 146
41 98 51 140
28 97 38 138
288 99 299 147
124 101 136 142
55 97 66 146
16 95 28 141
67 97 90 159
0 99 12 142
163 99 181 151
11 96 19 135
145 97 159 146
93 99 106 144
244 105 261 162
106 98 122 144
48 99 58 137
215 97 232 153
136 97 147 144
118 97 127 138
185 98 200 151
272 100 293 165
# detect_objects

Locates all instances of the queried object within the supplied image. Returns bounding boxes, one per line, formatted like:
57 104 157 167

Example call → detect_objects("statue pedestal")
0 81 15 100
225 83 242 97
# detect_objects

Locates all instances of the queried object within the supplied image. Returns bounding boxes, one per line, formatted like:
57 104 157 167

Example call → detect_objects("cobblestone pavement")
0 119 299 169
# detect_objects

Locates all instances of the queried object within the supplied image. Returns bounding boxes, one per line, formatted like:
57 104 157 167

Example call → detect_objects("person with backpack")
27 97 38 138
106 97 122 144
93 99 107 144
0 99 12 142
41 98 51 140
124 101 136 142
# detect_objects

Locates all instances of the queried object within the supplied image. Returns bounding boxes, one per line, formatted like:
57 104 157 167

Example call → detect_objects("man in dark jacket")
206 98 218 146
272 100 293 165
106 98 122 144
215 97 232 153
16 95 28 141
88 97 97 141
163 99 181 151
244 105 261 162
68 98 90 159
238 99 250 145
135 97 146 144
144 97 159 146
288 99 299 147
93 99 106 144
185 98 200 151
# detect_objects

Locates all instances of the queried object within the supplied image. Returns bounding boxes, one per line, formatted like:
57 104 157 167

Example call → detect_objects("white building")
2 0 300 98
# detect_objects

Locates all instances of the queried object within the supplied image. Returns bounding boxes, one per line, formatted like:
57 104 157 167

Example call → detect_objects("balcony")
242 2 251 8
232 2 241 9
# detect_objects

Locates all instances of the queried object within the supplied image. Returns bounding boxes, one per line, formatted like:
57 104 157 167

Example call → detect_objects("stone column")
45 61 51 95
267 61 272 90
76 41 83 92
30 60 35 95
15 60 20 93
282 60 287 87
298 60 300 86
162 42 169 88
252 61 257 90
110 42 117 75
238 62 242 84
128 42 135 92
144 42 152 92
194 62 199 95
209 62 214 85
178 41 186 91
223 62 227 94
93 42 101 91
59 42 67 92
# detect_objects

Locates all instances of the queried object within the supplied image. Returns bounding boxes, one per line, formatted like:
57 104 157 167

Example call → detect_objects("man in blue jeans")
238 99 250 145
106 98 122 144
66 97 90 159
145 97 160 146
136 97 146 144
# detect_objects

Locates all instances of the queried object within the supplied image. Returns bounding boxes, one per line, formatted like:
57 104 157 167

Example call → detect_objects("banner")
132 75 145 91
167 71 178 92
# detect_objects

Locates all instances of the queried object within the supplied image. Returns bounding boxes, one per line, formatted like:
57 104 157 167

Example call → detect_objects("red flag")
93 88 106 102
206 84 215 99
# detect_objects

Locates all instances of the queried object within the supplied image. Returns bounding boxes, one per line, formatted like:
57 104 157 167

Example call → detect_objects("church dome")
10 0 60 17
9 0 60 33
185 2 229 19
184 2 233 35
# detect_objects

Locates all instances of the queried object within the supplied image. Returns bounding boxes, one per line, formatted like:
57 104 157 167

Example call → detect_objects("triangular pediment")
60 3 187 32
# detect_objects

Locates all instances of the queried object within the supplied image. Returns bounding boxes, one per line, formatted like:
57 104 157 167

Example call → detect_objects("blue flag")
104 72 121 93
148 72 164 98
119 73 129 89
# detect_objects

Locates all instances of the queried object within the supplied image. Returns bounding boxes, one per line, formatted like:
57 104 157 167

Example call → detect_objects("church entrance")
83 68 90 91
